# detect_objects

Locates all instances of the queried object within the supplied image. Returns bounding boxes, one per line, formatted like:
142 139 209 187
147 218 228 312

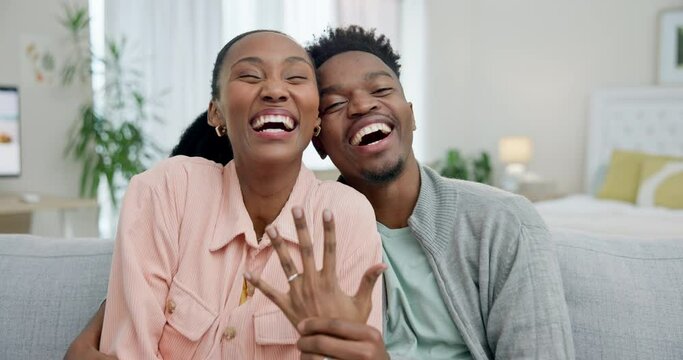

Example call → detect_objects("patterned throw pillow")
597 150 678 203
636 159 683 209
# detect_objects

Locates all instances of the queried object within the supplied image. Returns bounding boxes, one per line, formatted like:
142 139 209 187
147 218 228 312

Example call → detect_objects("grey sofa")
1 230 682 359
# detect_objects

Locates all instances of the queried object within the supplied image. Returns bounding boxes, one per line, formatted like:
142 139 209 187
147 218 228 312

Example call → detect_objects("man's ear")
207 100 223 127
408 102 416 131
312 137 327 159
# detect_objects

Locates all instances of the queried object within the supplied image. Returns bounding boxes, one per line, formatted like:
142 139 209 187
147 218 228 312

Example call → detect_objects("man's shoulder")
420 164 544 227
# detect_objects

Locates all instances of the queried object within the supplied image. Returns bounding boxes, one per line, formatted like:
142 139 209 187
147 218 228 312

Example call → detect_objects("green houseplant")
59 4 163 206
439 149 469 180
472 152 492 184
438 148 492 184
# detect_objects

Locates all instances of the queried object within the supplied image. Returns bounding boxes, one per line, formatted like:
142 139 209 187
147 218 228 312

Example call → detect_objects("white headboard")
585 87 683 191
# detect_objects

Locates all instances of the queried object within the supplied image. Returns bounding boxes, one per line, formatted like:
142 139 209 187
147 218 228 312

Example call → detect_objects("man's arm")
484 199 575 358
64 301 116 360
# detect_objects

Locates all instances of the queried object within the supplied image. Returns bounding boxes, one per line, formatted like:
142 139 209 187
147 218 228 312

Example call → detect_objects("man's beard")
361 158 405 184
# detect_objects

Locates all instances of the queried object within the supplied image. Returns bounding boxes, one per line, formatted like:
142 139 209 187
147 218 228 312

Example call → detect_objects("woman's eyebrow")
231 56 313 70
285 56 315 70
230 56 262 70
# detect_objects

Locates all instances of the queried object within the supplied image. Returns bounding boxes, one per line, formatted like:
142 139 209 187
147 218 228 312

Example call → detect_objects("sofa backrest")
0 235 113 360
1 231 682 359
553 228 683 360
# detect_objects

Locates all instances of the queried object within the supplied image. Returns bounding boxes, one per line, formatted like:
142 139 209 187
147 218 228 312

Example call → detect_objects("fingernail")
323 209 332 222
292 207 303 218
266 226 277 238
243 272 252 281
376 264 388 276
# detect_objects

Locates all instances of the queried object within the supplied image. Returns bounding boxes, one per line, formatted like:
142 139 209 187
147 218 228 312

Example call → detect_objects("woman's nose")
261 79 288 103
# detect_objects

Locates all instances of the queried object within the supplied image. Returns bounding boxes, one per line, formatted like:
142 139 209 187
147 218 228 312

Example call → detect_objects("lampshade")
499 136 532 164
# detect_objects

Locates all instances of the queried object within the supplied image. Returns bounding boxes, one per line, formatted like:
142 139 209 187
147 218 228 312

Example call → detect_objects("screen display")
0 86 20 177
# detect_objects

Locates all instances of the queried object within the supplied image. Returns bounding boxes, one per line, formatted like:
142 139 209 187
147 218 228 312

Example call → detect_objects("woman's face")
209 32 319 166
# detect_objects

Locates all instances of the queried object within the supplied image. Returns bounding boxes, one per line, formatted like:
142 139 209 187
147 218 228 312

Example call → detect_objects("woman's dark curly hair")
170 111 232 165
306 25 401 77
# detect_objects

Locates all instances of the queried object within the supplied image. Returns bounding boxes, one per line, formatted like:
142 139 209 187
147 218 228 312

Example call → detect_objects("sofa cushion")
0 235 113 360
553 229 683 360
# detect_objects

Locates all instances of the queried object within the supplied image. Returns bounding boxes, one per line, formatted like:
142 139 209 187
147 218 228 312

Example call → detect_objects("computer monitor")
0 86 21 177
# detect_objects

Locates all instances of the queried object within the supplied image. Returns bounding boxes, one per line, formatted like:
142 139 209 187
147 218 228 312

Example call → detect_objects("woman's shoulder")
132 156 224 190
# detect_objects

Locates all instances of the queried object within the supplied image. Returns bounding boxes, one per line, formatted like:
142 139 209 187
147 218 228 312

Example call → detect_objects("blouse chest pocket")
253 305 299 345
165 280 218 341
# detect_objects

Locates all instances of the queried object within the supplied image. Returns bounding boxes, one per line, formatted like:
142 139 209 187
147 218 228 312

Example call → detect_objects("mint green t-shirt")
379 223 472 359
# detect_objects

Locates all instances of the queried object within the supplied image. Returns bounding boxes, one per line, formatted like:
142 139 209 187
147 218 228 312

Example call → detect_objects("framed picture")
658 8 683 84
0 86 21 177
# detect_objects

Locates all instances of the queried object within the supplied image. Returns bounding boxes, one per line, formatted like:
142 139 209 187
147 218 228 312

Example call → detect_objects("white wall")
0 0 98 236
424 0 683 193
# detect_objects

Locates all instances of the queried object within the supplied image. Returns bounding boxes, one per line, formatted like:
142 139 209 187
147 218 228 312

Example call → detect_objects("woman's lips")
250 108 298 131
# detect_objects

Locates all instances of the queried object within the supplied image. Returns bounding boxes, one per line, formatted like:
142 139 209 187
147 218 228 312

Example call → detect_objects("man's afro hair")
307 25 401 77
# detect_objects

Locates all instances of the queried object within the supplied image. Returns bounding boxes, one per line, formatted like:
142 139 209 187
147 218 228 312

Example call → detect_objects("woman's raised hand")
244 206 386 329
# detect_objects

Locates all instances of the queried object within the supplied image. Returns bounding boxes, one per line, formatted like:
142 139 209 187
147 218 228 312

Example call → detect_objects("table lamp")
499 136 532 191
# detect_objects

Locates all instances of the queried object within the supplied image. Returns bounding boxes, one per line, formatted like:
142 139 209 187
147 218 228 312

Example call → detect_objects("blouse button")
223 326 237 340
165 299 176 314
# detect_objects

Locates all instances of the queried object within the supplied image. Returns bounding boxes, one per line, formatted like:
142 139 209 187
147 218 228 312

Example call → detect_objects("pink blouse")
100 156 383 359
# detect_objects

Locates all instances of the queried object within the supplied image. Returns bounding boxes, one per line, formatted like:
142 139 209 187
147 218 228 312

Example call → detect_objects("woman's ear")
207 100 223 127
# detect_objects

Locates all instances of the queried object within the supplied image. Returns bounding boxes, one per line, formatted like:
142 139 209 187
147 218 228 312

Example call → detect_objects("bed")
534 87 683 239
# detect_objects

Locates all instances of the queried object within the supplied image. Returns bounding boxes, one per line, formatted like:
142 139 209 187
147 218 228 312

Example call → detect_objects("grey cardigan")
390 165 575 359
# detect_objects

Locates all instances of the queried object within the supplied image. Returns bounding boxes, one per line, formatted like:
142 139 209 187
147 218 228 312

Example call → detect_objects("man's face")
315 51 415 184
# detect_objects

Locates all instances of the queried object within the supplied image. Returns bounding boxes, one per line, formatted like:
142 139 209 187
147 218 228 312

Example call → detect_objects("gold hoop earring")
215 125 227 137
313 125 321 137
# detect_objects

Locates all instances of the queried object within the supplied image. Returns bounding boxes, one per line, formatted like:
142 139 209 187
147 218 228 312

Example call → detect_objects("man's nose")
348 92 378 118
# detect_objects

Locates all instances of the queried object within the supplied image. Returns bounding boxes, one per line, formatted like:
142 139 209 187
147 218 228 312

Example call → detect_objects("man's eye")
323 101 346 113
373 87 393 95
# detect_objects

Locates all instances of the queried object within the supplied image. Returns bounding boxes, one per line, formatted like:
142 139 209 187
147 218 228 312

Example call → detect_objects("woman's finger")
244 271 288 311
292 207 317 284
321 209 337 282
353 263 387 308
267 225 299 280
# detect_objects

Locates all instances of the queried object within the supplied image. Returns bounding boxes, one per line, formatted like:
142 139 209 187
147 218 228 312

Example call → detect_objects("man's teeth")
351 123 391 146
252 115 295 130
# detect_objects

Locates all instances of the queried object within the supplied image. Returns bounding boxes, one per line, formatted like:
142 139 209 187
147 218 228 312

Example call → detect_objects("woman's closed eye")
238 74 261 80
286 75 309 82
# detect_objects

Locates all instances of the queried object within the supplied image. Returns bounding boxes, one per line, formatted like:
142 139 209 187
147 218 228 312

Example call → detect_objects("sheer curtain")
94 0 223 237
103 0 224 153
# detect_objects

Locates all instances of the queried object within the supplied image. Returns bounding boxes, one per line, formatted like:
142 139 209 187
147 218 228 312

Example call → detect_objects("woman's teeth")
252 115 295 131
351 123 392 146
